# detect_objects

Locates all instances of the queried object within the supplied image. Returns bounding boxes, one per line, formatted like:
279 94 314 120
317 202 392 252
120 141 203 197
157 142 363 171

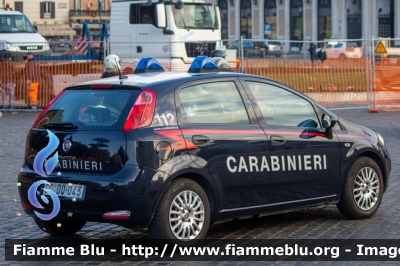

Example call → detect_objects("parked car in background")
317 42 362 59
226 40 283 58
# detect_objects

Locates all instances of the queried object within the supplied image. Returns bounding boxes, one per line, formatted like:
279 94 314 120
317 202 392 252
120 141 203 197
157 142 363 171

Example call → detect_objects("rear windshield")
36 89 140 130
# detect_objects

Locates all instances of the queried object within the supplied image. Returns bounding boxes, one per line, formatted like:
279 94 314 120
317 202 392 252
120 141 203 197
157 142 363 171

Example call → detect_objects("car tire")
275 54 282 58
337 157 383 219
34 218 86 236
339 54 346 60
149 178 210 244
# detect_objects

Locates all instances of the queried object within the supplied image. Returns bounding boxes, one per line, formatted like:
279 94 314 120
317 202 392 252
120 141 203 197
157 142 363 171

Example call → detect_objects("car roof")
69 71 279 90
0 11 23 15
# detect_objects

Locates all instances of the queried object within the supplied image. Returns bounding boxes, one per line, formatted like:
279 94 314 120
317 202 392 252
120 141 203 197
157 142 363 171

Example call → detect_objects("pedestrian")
25 52 40 109
101 54 121 78
1 53 15 109
318 45 327 65
308 42 317 65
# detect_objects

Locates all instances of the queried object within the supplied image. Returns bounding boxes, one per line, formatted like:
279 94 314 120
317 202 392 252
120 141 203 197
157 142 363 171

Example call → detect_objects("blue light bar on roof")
188 56 219 73
134 57 165 74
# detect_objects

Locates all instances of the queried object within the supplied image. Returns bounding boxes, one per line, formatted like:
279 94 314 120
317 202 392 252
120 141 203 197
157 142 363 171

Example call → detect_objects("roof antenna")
115 58 128 83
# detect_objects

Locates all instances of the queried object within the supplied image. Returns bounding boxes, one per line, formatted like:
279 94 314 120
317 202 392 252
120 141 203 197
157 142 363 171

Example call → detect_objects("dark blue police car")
18 56 391 244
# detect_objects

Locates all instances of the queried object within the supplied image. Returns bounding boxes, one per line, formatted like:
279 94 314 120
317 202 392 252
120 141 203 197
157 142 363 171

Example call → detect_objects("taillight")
123 88 156 132
21 202 31 210
32 89 66 128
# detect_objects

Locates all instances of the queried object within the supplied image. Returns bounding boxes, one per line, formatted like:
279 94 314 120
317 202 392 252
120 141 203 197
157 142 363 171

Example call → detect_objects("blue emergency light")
188 56 219 73
134 57 165 74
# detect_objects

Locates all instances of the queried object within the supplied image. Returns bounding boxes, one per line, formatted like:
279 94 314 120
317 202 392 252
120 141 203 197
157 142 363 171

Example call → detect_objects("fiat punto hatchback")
18 56 391 244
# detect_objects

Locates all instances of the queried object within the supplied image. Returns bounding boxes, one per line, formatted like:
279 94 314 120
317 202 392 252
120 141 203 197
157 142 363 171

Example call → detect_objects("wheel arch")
356 151 387 190
148 168 219 226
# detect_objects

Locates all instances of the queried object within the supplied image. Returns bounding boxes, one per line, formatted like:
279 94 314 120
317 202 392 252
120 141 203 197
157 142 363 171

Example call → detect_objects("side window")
246 81 320 128
130 4 156 26
140 6 156 24
179 81 249 124
129 4 139 24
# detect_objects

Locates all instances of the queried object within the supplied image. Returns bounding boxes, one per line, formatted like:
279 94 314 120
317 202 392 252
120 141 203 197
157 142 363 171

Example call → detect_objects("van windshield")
0 14 35 33
172 4 217 30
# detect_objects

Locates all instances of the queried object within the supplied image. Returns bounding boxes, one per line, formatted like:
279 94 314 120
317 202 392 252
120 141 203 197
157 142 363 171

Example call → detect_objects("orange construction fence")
1 58 400 110
243 58 371 107
373 58 400 108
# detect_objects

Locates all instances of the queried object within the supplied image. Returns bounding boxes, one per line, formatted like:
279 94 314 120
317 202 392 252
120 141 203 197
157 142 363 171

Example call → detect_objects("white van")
0 10 51 61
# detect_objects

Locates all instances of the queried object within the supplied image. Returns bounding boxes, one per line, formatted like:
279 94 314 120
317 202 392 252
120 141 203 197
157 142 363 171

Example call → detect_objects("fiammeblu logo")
27 130 61 221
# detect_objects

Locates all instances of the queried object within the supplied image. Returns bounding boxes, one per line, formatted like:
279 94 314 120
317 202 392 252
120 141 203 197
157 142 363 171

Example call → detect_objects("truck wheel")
34 218 86 236
149 178 210 244
339 54 346 60
337 157 383 219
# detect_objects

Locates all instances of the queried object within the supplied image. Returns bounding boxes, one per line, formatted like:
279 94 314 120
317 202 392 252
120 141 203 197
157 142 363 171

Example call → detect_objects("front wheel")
149 178 210 244
337 157 383 219
34 218 86 236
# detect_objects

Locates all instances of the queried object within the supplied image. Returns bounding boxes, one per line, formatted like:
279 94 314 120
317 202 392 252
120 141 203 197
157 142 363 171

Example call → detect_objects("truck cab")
110 0 221 71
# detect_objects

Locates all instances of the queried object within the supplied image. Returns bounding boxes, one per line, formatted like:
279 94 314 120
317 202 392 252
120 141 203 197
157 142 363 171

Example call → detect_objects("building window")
264 0 276 39
40 2 55 19
74 0 82 10
290 0 303 43
318 0 331 41
15 2 23 13
218 0 228 39
98 0 105 11
347 0 362 40
240 0 252 39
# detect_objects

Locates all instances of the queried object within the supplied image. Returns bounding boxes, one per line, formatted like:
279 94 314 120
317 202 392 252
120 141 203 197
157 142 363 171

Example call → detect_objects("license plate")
42 182 85 199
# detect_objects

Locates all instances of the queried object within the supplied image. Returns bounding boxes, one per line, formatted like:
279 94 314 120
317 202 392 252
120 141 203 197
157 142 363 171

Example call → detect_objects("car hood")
0 33 48 44
338 117 378 140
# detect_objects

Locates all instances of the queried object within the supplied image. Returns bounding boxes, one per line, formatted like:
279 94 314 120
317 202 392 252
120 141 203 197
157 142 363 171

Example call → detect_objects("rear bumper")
18 164 162 229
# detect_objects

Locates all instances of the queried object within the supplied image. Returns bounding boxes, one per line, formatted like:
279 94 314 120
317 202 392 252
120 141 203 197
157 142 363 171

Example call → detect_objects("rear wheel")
34 218 86 236
149 178 210 244
337 157 383 219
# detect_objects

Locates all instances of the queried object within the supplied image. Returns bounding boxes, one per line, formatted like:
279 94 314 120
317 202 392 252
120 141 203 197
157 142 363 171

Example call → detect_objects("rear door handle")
270 135 286 145
192 135 210 145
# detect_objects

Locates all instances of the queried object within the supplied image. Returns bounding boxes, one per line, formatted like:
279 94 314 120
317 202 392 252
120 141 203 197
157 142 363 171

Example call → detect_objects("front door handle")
270 135 286 145
192 135 210 145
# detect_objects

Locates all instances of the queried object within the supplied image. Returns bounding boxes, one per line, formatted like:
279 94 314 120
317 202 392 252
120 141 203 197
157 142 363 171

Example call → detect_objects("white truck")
0 10 51 61
110 0 231 72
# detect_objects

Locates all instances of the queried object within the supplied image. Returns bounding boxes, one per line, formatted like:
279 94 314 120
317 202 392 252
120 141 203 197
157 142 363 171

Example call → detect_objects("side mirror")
322 114 338 139
156 4 166 28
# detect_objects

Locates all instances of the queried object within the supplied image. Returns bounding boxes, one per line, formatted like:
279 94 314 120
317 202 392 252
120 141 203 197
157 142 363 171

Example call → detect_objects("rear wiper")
43 122 77 129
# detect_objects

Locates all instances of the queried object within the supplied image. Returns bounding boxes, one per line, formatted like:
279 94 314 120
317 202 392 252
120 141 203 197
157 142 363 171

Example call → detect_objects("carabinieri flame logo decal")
33 130 59 177
29 130 61 220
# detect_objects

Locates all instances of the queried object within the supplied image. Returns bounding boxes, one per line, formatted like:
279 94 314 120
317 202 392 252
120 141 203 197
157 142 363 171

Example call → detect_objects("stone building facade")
219 0 400 45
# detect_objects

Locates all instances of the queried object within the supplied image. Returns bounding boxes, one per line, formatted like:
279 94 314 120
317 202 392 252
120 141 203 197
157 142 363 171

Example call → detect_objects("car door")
240 78 341 203
175 78 271 209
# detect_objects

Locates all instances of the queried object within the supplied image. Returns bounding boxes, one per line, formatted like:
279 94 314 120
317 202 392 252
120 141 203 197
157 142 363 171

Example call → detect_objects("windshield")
172 4 217 30
0 14 35 33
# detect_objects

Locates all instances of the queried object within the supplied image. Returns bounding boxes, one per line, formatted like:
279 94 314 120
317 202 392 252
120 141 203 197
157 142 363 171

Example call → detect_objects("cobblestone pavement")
0 109 399 265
